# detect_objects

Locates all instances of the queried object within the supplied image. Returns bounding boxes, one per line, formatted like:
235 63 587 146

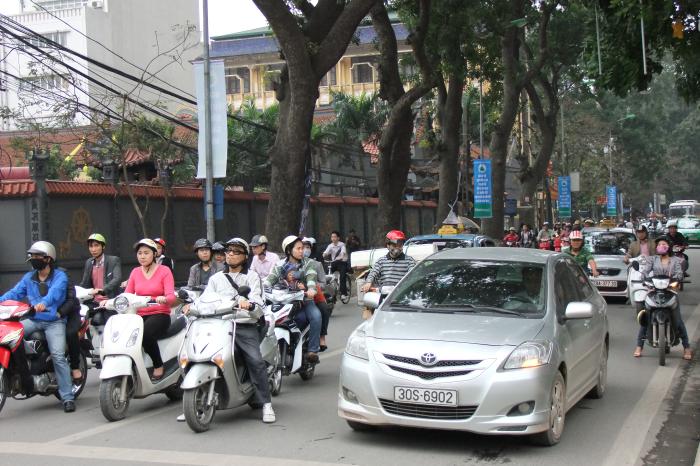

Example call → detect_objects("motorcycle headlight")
179 351 188 369
210 351 225 369
345 328 369 360
114 296 129 312
126 328 140 347
503 341 553 370
0 328 23 350
652 278 670 290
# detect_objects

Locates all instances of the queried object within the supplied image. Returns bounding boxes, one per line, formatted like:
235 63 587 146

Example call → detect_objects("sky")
0 0 269 37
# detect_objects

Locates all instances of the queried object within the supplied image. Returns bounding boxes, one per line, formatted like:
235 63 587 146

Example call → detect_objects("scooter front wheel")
99 377 131 421
183 384 216 433
0 368 9 414
658 322 667 366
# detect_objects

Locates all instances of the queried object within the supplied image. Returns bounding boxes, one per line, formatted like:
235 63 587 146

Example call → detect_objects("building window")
263 64 284 91
320 66 337 87
19 74 68 91
26 31 69 48
399 53 416 81
351 56 377 84
32 0 88 11
225 67 250 94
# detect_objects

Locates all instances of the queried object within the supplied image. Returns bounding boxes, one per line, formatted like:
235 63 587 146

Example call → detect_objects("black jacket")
79 255 122 298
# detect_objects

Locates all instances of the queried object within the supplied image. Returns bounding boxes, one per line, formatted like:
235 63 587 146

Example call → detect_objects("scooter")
268 288 317 382
324 261 351 305
0 301 88 414
98 293 187 421
627 256 649 313
632 262 682 366
178 286 281 433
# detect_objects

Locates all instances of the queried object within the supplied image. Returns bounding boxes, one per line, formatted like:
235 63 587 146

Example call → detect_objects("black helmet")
655 235 671 245
193 238 212 251
212 241 225 252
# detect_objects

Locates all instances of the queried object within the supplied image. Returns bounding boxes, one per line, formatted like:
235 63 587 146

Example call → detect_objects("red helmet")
386 230 406 244
569 230 583 240
153 238 166 247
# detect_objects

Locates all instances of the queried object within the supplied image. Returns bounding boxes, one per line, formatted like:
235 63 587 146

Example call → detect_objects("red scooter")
0 300 88 415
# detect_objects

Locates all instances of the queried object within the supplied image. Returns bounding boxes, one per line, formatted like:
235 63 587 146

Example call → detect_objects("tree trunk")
436 74 464 223
264 81 318 248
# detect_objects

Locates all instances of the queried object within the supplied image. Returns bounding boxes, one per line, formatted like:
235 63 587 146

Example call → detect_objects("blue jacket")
0 268 68 321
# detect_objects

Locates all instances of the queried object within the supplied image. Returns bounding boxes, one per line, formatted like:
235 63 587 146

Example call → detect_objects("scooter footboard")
100 355 133 379
181 363 219 390
633 289 647 302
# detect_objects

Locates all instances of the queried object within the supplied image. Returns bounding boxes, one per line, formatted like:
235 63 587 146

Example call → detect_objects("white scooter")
268 288 317 382
627 256 649 313
99 293 187 421
179 286 281 432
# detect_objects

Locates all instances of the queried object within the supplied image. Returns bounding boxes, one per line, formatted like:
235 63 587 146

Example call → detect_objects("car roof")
408 234 479 241
430 246 556 264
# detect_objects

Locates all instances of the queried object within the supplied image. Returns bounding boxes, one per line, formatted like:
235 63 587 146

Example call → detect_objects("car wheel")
531 372 566 446
347 420 375 432
587 342 608 399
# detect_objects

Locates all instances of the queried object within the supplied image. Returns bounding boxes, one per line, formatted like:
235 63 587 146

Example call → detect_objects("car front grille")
598 268 621 276
387 365 472 380
383 354 481 367
379 399 478 420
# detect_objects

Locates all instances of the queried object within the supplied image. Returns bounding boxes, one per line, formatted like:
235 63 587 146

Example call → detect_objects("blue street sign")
473 160 492 218
558 176 571 218
606 185 617 216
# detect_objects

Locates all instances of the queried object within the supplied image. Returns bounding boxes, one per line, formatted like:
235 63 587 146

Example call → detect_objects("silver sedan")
338 248 609 446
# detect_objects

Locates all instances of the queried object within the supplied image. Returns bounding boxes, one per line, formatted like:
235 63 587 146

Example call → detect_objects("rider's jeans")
234 324 271 404
294 301 322 353
21 318 74 401
636 305 690 349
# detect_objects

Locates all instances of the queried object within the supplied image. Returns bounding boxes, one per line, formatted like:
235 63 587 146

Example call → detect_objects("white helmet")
27 241 56 261
302 237 316 246
282 235 303 255
225 237 250 254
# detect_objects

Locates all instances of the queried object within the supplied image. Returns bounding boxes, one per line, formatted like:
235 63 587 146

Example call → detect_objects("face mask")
656 244 669 255
29 258 47 270
303 248 312 258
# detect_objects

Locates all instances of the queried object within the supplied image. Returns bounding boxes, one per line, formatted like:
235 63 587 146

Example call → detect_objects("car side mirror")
564 302 594 320
363 291 381 309
631 261 640 271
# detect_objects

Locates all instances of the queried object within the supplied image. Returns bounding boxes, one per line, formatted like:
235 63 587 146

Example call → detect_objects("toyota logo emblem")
420 352 437 366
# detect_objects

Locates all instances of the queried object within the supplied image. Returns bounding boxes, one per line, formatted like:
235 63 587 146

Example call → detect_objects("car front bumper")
337 343 555 436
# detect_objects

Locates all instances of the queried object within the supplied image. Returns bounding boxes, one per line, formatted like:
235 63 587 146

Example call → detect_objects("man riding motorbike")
153 238 174 272
502 227 519 246
179 237 276 423
537 222 554 250
187 238 224 288
666 220 689 270
80 233 122 300
0 241 75 412
322 231 349 302
519 224 535 248
633 236 692 360
265 236 322 363
212 241 226 264
564 230 600 277
624 225 656 264
250 235 280 282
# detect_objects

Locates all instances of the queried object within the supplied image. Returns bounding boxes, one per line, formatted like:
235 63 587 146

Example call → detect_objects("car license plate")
595 280 617 288
394 387 458 406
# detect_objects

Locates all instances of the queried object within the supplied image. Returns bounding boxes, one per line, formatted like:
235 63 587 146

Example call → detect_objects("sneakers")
341 294 349 302
262 403 276 423
306 352 320 364
176 413 185 422
63 400 76 413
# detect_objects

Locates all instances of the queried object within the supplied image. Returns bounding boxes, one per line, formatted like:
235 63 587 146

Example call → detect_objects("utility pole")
462 92 470 217
479 80 484 160
202 0 215 241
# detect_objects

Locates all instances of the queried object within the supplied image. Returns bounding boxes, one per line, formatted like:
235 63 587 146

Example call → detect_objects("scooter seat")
160 315 186 339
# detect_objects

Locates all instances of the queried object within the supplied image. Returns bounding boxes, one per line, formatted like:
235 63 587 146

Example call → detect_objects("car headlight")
114 296 129 312
126 328 140 347
345 328 369 360
503 341 553 370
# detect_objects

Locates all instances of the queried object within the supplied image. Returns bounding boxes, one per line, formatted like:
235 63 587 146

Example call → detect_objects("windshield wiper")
460 304 525 316
388 303 423 311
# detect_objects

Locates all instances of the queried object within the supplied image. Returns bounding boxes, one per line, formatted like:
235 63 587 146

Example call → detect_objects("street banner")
473 159 492 218
194 59 227 179
558 176 571 218
569 171 580 192
504 198 517 216
606 185 617 216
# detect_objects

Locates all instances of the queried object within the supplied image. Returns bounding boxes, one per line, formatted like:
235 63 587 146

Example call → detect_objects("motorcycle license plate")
394 387 457 406
594 280 617 288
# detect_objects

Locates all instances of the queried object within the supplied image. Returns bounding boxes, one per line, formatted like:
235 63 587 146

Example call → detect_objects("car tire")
587 342 608 399
347 420 375 432
531 371 566 446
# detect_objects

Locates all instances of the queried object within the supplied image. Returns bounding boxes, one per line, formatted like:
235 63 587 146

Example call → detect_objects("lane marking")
0 441 344 466
602 302 700 466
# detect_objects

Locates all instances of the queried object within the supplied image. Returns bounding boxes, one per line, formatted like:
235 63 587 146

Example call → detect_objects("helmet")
250 234 268 247
193 238 212 251
87 233 106 246
509 226 516 232
569 230 583 240
655 235 670 245
302 237 316 246
153 238 166 248
666 220 678 228
282 235 303 255
225 237 249 254
212 241 226 252
385 230 406 244
134 238 158 253
584 218 594 225
27 241 56 261
635 224 648 233
543 221 550 226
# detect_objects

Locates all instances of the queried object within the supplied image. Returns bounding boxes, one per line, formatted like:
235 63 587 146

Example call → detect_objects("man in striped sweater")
361 230 416 299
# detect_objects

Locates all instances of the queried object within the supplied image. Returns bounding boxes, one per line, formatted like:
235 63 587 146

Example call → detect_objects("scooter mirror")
631 261 640 271
238 286 251 298
177 289 189 301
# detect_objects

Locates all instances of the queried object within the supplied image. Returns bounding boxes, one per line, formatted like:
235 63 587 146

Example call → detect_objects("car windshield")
589 232 635 255
677 218 699 229
387 259 546 317
406 239 471 249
